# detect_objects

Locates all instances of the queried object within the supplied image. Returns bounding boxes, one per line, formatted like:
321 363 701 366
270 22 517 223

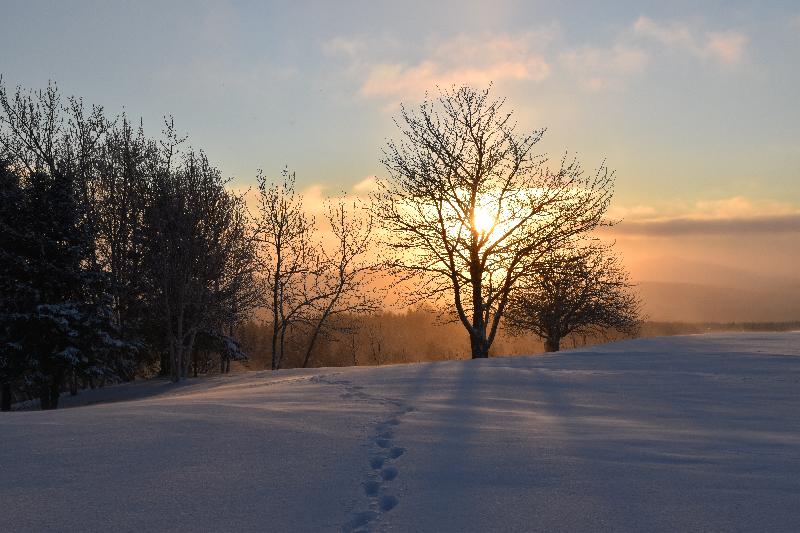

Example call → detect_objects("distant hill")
637 280 800 322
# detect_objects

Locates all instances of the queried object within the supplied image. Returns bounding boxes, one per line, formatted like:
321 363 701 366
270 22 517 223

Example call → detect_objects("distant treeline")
233 307 633 368
231 314 800 369
641 321 800 336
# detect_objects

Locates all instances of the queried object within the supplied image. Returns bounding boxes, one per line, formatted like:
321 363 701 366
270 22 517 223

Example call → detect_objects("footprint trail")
311 375 413 533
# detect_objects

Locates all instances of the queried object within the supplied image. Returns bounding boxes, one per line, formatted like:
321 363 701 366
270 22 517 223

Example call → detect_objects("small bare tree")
300 199 382 368
505 245 642 352
376 86 613 358
254 169 317 370
255 171 383 369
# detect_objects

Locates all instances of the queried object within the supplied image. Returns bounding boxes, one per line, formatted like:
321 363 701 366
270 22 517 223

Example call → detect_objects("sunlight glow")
472 205 496 236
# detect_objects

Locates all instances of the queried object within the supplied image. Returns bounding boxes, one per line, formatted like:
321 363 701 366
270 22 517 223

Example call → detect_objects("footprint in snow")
389 446 405 459
379 495 399 512
381 466 398 481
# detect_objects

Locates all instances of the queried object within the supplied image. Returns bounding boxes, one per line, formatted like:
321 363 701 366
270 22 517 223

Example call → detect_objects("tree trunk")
470 333 490 358
159 351 170 377
183 331 198 380
544 337 560 352
271 262 281 371
181 347 188 379
40 373 62 410
170 342 180 383
49 376 61 409
70 370 78 396
302 321 324 368
271 318 279 370
1 383 11 412
277 322 288 370
39 384 51 410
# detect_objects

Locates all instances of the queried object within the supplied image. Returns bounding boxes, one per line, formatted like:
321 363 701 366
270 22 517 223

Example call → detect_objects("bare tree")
505 244 643 352
207 188 261 373
254 169 317 370
376 86 613 358
300 199 382 368
93 115 156 374
145 136 255 382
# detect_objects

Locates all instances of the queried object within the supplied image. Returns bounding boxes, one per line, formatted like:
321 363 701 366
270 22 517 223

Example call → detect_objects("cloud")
691 196 798 219
633 16 694 48
300 183 329 216
360 59 550 99
326 17 749 101
606 204 659 220
704 31 748 64
559 44 648 90
633 16 748 65
353 176 378 193
326 30 554 102
606 196 800 236
322 37 365 59
611 214 800 236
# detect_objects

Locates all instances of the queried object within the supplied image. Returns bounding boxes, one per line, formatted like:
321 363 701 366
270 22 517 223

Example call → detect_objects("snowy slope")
1 333 799 532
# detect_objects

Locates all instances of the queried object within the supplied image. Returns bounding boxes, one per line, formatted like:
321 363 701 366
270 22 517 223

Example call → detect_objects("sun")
472 205 496 235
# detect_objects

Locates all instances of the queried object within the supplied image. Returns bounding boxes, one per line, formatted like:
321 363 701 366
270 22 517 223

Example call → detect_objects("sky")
1 0 799 318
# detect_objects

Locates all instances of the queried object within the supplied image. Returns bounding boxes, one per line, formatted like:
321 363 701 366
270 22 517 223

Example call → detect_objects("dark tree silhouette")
254 169 317 370
505 245 642 352
300 199 381 368
0 81 129 409
255 171 382 369
376 86 614 358
92 115 157 376
0 155 28 411
144 137 257 382
1 79 264 405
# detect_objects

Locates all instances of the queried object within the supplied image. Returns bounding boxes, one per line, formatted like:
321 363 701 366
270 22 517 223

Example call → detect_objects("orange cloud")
328 30 554 102
353 176 378 193
704 31 748 65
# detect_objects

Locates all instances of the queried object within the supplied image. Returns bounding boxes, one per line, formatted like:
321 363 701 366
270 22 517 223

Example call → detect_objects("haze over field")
1 0 798 322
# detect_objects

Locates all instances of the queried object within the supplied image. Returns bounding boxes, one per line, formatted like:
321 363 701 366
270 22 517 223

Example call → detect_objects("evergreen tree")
0 82 131 409
0 157 33 410
0 166 130 408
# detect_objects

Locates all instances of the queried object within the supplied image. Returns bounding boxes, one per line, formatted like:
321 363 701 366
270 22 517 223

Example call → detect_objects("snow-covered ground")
2 332 799 532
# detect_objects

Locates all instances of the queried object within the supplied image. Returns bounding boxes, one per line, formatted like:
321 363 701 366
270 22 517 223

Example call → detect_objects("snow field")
1 332 798 532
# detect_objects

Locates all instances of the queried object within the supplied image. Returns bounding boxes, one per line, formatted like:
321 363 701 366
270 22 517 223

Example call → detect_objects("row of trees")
0 81 258 408
1 81 641 410
0 81 379 409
